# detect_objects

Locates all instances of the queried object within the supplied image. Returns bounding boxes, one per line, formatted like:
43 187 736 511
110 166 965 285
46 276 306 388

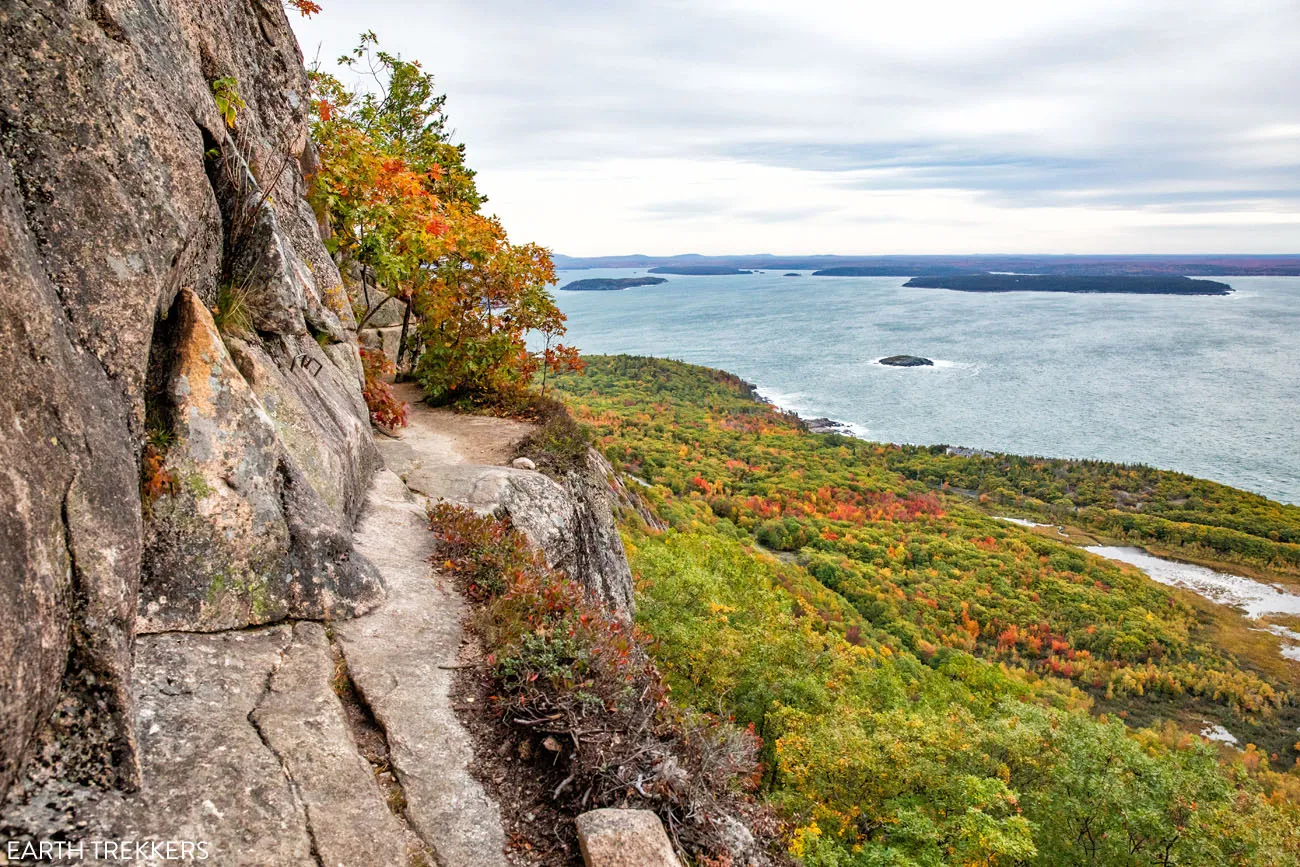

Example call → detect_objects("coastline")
749 383 865 437
742 371 1300 595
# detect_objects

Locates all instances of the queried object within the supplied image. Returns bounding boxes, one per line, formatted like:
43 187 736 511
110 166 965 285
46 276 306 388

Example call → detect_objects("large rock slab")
141 290 292 627
3 477 446 863
0 149 141 798
576 809 682 867
55 627 317 866
140 291 384 632
560 450 636 616
4 618 419 865
335 469 509 867
250 622 410 867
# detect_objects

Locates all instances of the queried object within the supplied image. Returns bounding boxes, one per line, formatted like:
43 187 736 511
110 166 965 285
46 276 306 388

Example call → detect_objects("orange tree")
308 34 579 406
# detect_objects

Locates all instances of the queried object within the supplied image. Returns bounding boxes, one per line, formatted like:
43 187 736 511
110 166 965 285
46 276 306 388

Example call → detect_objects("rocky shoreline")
802 416 856 435
743 378 859 436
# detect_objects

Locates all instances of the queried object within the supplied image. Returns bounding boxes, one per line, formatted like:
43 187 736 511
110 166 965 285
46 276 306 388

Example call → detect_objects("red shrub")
360 347 409 429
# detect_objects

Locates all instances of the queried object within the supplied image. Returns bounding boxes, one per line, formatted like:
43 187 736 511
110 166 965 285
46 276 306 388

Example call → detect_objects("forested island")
647 265 753 275
560 276 668 291
904 274 1233 294
812 265 969 276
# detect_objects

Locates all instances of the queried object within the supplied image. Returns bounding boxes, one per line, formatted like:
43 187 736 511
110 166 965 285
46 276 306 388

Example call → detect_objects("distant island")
647 265 753 275
560 276 668 291
879 355 934 367
812 266 969 277
783 272 802 277
903 275 1233 295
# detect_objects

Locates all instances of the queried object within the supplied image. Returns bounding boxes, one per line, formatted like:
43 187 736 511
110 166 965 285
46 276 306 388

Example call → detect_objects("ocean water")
548 270 1300 505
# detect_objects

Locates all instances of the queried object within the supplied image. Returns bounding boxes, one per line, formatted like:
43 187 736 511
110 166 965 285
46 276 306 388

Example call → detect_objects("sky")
292 0 1300 256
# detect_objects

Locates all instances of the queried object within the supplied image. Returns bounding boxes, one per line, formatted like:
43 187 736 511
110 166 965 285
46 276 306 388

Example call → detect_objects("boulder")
359 326 404 365
360 295 407 328
406 464 575 561
406 451 635 615
576 809 681 867
512 456 538 471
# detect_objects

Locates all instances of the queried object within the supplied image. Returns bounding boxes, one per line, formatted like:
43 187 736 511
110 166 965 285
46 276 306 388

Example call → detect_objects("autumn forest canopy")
547 357 1300 866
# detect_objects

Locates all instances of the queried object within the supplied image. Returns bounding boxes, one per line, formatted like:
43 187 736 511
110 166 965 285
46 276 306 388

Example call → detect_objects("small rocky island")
879 355 934 367
783 272 802 277
903 275 1232 295
561 276 669 291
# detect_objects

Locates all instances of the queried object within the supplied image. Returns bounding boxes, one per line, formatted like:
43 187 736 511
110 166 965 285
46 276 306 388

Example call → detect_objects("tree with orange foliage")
309 34 580 408
284 0 321 17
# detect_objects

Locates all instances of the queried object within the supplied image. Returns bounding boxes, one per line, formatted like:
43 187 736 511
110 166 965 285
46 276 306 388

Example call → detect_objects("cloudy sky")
292 0 1300 256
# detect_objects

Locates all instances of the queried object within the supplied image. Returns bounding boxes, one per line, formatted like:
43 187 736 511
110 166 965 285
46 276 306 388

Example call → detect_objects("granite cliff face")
0 0 380 801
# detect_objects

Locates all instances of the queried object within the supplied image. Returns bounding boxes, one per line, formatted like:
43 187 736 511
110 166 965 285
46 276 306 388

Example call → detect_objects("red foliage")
738 487 945 527
141 445 175 500
359 347 409 429
426 503 772 860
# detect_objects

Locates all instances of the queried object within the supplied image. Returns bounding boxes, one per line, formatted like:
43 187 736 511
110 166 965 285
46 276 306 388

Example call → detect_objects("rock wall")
560 450 638 615
0 0 380 802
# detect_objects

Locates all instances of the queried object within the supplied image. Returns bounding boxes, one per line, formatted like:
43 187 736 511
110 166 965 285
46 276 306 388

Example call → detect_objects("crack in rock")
247 634 326 867
328 631 438 866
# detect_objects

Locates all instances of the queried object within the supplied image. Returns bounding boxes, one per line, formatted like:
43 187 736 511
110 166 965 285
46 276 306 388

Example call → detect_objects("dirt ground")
451 635 584 866
381 382 537 468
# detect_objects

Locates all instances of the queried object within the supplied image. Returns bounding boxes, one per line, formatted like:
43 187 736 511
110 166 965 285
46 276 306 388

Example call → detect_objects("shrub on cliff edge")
427 502 784 864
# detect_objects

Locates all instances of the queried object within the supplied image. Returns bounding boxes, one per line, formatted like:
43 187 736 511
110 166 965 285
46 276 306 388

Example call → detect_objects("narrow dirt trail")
340 468 509 867
377 382 534 472
335 390 537 867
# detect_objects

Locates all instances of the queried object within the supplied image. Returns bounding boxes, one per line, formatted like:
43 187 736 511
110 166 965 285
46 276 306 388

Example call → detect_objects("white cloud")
292 0 1300 254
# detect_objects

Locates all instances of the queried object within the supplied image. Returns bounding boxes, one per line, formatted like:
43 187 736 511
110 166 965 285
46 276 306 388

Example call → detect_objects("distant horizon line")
555 252 1300 260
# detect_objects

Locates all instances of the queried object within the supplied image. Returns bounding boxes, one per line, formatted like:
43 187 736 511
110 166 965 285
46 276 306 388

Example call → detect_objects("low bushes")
427 502 781 863
511 394 591 476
